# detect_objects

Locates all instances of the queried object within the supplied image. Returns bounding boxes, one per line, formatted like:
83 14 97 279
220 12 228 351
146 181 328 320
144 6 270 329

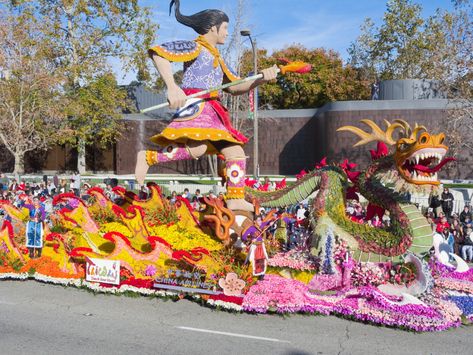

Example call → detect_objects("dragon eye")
398 143 408 151
439 136 445 144
419 133 429 144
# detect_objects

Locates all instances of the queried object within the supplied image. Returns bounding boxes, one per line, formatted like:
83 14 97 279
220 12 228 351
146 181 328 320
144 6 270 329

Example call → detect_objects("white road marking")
176 326 291 343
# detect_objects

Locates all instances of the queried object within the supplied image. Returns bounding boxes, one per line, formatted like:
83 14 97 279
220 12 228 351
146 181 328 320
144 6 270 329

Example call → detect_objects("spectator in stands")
47 180 56 196
170 191 177 204
138 185 148 200
0 173 7 191
194 189 201 200
440 187 454 219
72 171 81 197
451 219 464 256
460 205 472 224
436 215 450 234
463 216 472 233
190 196 201 211
461 227 473 262
59 179 68 193
9 179 18 192
182 188 191 201
441 227 455 257
429 191 442 218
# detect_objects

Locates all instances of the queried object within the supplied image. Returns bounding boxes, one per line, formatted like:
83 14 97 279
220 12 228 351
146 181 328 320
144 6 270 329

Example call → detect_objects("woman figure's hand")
167 84 188 109
261 64 279 83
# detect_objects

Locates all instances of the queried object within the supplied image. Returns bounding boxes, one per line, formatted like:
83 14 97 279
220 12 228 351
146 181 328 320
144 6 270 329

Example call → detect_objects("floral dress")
148 36 248 154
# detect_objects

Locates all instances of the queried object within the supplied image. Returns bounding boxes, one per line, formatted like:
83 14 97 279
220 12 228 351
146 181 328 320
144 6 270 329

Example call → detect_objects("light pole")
240 29 259 178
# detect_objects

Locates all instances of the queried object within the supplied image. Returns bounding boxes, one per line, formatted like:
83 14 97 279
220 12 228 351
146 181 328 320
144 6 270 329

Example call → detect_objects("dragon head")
337 119 454 186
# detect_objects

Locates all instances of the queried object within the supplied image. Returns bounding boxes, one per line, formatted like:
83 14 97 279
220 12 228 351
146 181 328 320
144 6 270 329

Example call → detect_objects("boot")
28 247 34 259
135 144 193 185
225 158 254 212
36 248 42 258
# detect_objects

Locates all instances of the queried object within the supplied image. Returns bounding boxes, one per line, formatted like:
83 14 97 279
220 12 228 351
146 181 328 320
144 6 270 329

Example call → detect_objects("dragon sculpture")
244 119 455 262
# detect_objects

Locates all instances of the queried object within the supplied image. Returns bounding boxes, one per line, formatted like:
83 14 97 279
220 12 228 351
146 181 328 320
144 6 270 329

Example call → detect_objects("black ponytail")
169 0 229 35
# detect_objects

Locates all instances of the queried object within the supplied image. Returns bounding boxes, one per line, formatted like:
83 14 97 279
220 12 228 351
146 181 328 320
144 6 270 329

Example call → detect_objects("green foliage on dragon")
245 119 455 262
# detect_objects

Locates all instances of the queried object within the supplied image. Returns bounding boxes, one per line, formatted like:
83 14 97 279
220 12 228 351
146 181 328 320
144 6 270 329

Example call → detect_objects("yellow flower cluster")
148 224 222 252
100 222 133 239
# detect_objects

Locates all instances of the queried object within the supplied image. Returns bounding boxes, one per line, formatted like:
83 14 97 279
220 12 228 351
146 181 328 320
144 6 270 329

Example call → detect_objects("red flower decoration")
296 170 307 180
369 141 389 160
275 178 286 190
315 157 327 169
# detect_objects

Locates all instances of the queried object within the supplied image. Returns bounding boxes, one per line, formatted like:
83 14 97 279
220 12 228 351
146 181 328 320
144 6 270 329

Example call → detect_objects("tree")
349 0 432 81
240 45 370 109
424 1 472 168
348 0 472 175
0 9 66 174
9 0 157 173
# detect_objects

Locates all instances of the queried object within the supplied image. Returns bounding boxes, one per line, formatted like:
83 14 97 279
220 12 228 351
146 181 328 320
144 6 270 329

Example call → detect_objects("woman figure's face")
216 22 229 44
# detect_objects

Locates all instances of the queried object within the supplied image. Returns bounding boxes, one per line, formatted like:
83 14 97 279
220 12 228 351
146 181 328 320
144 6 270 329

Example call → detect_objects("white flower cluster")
34 273 82 287
206 299 243 312
0 273 29 280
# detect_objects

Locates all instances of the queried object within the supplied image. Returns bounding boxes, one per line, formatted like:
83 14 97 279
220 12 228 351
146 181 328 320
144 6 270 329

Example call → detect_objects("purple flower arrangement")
242 274 463 331
449 295 473 316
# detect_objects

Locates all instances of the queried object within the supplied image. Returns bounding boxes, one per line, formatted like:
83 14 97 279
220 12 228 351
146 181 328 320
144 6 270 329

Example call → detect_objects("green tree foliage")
348 0 471 82
65 73 128 147
348 0 472 172
7 0 157 172
240 45 370 109
0 9 67 173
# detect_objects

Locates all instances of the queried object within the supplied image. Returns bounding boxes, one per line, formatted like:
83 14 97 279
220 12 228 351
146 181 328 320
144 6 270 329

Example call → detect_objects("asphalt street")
0 281 471 355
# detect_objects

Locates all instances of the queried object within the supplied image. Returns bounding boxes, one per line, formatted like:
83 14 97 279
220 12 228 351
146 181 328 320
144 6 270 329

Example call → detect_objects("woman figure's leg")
135 142 208 185
220 144 254 212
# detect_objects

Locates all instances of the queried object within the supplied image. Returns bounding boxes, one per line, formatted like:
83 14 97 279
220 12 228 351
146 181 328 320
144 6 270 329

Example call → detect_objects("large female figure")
135 0 278 211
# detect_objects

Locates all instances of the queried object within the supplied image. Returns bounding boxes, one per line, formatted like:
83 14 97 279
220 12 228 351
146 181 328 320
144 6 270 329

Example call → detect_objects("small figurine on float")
246 233 269 277
134 0 278 211
24 196 45 259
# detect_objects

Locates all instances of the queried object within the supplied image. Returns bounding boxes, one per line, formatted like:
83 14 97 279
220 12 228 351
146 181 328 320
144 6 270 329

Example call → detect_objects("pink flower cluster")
267 250 318 271
242 274 334 314
429 258 473 294
430 259 473 282
350 262 386 286
333 240 348 265
242 275 461 331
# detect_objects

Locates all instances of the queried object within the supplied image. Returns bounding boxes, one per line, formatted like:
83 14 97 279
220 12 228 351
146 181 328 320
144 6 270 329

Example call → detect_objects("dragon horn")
338 119 405 146
393 119 411 136
411 123 427 139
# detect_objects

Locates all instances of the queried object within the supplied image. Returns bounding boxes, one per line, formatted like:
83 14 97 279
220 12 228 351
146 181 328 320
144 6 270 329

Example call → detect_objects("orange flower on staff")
278 59 312 74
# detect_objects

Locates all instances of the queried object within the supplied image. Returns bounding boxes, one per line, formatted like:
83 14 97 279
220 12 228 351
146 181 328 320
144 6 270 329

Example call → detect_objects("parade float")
1 119 472 332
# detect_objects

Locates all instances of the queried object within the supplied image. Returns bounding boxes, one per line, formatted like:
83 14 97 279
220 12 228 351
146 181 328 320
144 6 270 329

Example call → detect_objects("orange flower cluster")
20 256 83 279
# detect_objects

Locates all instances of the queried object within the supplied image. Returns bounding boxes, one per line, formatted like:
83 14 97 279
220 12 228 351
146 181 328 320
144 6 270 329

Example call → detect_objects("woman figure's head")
170 0 229 38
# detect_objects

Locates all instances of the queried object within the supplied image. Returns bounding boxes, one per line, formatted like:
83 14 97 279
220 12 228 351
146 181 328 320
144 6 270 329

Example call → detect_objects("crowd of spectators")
426 204 473 262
